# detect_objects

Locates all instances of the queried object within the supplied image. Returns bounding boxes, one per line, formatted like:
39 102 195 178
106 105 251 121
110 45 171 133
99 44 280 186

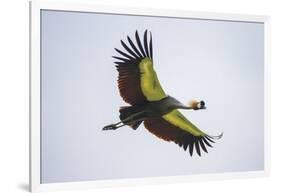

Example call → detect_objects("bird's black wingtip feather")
195 141 201 156
199 139 208 153
202 137 213 148
187 146 193 156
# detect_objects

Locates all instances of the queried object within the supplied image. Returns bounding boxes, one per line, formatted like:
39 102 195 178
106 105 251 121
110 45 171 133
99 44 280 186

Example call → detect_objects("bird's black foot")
102 124 118 130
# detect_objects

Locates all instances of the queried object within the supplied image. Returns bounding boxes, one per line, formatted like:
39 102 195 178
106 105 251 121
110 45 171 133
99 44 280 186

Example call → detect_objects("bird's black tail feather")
119 106 143 130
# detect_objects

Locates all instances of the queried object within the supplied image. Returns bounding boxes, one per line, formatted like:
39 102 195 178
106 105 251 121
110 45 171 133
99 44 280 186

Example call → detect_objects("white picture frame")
29 0 271 192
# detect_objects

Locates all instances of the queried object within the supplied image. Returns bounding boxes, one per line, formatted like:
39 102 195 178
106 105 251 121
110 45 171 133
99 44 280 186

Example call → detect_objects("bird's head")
188 99 206 110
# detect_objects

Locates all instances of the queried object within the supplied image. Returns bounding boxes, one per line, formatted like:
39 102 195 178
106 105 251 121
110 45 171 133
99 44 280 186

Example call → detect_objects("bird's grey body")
103 96 204 130
122 96 180 121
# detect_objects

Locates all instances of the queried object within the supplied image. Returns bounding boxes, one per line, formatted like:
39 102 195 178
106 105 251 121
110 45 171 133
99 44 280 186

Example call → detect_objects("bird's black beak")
199 100 206 109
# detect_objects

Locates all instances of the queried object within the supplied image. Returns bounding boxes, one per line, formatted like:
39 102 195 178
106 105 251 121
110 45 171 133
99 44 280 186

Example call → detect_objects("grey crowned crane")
103 30 223 156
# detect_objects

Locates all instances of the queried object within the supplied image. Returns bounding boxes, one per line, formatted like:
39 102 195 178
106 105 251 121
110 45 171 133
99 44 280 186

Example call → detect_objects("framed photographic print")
29 1 270 192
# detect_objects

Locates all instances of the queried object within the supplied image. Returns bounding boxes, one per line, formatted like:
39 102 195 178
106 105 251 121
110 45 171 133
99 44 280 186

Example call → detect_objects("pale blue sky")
41 10 264 183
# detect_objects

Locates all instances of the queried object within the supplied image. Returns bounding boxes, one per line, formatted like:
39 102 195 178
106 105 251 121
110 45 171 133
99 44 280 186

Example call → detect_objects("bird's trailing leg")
102 121 125 130
102 117 143 130
102 114 144 131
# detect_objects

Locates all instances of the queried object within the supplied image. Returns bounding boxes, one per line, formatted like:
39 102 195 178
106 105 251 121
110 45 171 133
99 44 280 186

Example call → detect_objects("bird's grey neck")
176 105 192 110
163 95 192 110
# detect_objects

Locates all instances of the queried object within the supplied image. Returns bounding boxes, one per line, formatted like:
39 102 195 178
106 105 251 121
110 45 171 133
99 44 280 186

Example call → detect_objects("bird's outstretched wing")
114 30 166 105
144 109 223 156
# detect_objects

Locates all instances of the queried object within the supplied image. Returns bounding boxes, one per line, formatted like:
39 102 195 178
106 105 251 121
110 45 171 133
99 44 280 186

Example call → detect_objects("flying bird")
103 30 223 156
